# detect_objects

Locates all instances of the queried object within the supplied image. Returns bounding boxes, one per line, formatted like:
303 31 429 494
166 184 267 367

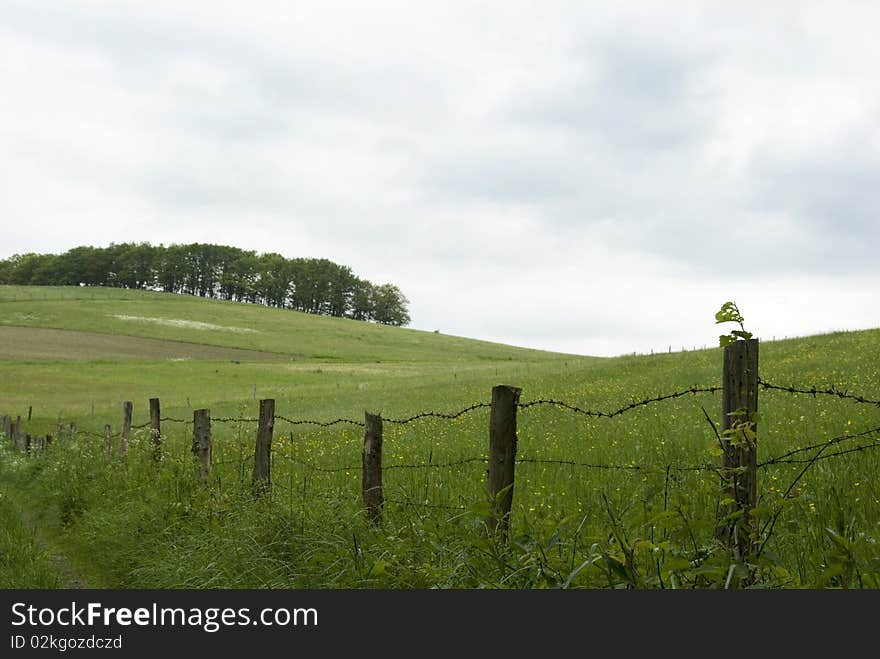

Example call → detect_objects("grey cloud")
415 36 719 217
510 37 717 154
422 150 578 205
749 136 880 231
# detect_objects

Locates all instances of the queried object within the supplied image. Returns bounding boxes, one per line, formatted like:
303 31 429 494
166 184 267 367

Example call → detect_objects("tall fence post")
149 398 161 461
253 399 274 497
103 424 112 457
120 402 132 456
487 384 521 540
717 338 759 558
192 409 212 480
362 412 383 524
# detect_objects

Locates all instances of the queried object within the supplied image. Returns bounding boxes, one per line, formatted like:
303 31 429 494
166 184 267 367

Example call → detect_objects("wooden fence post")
717 338 759 558
13 417 21 452
149 397 161 460
103 425 111 457
120 402 132 456
192 409 212 480
487 384 521 540
28 406 32 421
24 434 31 453
252 399 275 497
362 412 383 524
69 422 76 443
45 434 52 449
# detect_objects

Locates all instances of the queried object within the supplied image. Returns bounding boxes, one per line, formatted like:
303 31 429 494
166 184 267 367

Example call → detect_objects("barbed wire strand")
518 386 722 419
758 426 880 467
276 415 364 428
758 378 880 407
760 441 880 466
383 403 491 425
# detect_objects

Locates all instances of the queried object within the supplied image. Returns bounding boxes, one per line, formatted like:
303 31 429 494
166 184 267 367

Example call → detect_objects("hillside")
0 284 585 421
0 285 574 363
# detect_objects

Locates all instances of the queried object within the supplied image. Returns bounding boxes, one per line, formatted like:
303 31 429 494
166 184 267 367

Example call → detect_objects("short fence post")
13 417 22 452
149 398 161 461
717 338 759 558
69 422 76 443
192 409 212 480
487 384 521 540
24 434 31 454
103 425 111 457
120 402 132 456
28 406 32 421
362 412 383 524
252 399 274 497
44 434 52 449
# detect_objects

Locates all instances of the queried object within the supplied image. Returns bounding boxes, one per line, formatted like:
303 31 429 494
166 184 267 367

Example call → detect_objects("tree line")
0 243 411 326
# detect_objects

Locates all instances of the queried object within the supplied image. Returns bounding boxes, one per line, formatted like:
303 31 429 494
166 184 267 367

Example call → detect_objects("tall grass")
3 349 878 588
0 484 60 588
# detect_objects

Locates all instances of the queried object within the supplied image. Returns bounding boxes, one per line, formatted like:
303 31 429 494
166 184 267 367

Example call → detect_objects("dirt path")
10 491 89 589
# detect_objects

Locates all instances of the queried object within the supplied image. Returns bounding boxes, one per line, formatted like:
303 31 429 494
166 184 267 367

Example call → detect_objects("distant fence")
4 339 880 559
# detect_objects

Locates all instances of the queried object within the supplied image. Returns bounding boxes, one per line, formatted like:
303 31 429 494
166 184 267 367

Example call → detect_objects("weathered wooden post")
44 434 52 449
149 398 161 461
487 385 521 540
252 399 275 497
69 422 76 443
717 338 759 558
103 424 112 457
120 402 132 456
27 406 32 421
362 412 383 524
2 415 9 441
192 409 212 480
13 417 22 452
24 434 31 454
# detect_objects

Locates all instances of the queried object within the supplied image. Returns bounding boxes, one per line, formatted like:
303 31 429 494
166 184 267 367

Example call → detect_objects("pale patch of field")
283 363 407 375
110 314 258 333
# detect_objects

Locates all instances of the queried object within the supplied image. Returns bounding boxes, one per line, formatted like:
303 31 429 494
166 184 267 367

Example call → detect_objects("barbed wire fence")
3 339 880 557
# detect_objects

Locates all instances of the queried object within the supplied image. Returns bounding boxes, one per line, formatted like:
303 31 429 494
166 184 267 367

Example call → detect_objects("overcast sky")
1 1 878 356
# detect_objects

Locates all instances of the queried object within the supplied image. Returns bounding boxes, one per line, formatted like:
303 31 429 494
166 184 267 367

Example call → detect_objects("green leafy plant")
715 301 752 347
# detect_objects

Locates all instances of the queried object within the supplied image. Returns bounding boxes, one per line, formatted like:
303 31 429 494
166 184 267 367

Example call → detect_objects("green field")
1 285 878 589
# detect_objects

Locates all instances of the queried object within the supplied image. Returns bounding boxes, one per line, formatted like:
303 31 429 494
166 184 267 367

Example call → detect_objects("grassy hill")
0 285 586 420
1 284 879 589
0 285 572 363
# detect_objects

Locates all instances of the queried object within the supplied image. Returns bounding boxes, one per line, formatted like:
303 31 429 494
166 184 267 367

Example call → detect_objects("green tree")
372 283 411 326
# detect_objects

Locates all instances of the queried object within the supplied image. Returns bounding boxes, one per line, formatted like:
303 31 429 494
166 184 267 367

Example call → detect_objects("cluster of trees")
0 243 411 326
